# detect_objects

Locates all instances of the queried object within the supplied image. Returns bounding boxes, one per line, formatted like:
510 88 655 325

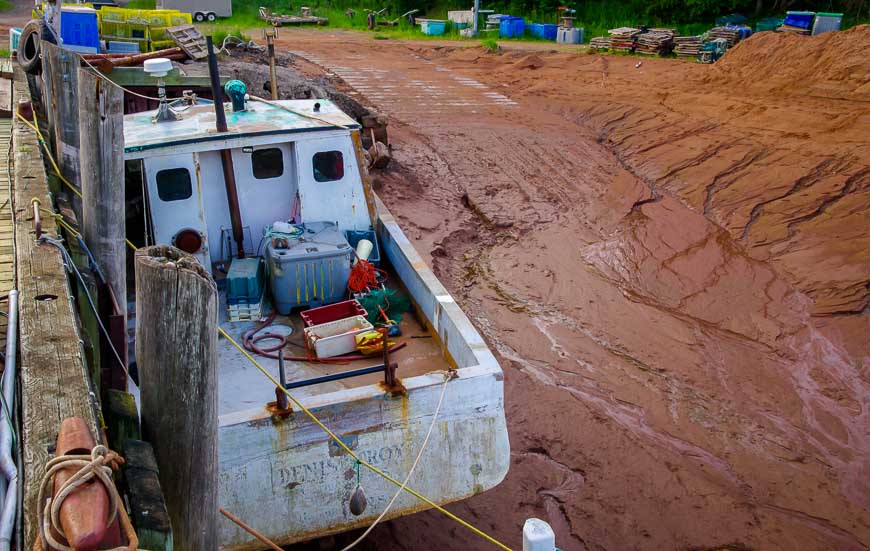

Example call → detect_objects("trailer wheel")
18 19 42 75
193 12 205 22
206 12 217 22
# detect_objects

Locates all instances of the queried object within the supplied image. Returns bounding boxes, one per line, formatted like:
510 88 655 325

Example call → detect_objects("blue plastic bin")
527 23 542 38
783 11 815 30
226 257 265 305
60 7 100 51
421 20 447 36
499 17 524 38
344 230 381 266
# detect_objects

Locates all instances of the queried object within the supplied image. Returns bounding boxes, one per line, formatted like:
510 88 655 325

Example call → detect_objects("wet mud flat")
268 26 869 551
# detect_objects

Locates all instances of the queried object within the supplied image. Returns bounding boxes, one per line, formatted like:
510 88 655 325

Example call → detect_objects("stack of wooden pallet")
674 35 703 58
635 28 676 55
707 26 741 46
608 27 640 52
589 36 612 50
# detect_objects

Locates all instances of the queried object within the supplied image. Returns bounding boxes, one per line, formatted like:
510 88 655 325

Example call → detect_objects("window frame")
312 150 345 183
251 147 285 180
155 167 193 203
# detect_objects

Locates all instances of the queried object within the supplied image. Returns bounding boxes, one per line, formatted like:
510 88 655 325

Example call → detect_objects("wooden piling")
41 43 81 199
78 68 128 391
135 245 218 551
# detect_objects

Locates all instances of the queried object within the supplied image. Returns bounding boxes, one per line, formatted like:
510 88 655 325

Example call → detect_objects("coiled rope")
36 445 138 551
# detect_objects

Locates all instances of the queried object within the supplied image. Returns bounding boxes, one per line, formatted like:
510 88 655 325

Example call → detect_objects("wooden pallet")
166 24 208 60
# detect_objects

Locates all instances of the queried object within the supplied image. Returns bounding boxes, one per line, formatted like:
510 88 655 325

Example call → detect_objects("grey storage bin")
265 221 353 314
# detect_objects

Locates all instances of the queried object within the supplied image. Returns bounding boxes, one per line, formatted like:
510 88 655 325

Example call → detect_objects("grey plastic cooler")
265 221 354 314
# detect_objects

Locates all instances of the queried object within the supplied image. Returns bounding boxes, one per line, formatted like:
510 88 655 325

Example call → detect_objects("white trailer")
156 0 232 22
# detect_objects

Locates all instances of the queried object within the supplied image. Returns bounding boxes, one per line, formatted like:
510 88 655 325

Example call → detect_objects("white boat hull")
217 199 510 548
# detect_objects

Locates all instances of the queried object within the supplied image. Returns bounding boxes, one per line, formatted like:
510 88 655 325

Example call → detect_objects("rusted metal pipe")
276 349 289 410
207 36 245 258
31 199 41 240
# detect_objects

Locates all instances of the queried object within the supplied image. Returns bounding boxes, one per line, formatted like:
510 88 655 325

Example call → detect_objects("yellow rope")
218 327 513 551
17 112 139 252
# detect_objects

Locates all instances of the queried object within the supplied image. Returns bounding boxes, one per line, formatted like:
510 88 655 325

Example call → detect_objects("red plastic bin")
300 300 367 327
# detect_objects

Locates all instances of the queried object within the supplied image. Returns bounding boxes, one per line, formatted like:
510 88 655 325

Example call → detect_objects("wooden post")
78 67 128 391
41 43 81 199
135 245 218 551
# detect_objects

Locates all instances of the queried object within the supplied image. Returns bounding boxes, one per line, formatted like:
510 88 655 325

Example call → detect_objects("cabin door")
230 143 297 250
295 136 370 231
143 153 211 266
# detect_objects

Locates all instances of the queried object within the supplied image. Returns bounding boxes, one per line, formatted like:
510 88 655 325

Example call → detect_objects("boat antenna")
143 58 179 123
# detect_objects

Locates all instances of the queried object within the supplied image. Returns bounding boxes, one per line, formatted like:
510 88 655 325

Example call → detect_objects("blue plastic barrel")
542 23 558 40
499 16 524 38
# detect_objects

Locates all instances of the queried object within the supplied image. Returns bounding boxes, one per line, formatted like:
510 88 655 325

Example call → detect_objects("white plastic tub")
304 315 373 358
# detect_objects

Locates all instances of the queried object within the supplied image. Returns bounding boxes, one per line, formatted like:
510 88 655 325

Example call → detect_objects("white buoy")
523 518 556 551
354 239 374 264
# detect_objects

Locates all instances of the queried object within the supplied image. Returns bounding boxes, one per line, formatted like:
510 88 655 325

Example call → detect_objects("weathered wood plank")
136 245 217 551
14 66 100 550
78 68 127 391
41 43 81 201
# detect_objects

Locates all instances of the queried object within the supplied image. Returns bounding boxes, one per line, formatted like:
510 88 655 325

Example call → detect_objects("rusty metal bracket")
30 198 43 240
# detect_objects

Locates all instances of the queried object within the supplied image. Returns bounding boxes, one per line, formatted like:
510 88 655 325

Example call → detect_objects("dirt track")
275 27 869 551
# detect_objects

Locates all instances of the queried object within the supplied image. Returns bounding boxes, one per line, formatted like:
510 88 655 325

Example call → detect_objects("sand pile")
706 24 870 100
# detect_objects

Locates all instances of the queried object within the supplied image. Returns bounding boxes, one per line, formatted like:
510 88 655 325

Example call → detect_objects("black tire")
194 12 205 22
18 19 42 74
206 12 217 22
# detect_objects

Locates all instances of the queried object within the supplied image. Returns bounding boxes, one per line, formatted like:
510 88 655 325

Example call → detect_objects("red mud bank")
355 27 868 551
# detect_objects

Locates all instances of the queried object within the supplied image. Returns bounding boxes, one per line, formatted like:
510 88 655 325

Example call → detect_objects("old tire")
18 20 42 74
194 12 205 22
206 12 217 22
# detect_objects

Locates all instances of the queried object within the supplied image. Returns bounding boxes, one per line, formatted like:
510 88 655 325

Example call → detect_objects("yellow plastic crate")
149 26 170 41
149 40 176 52
99 6 129 22
99 21 130 39
168 12 193 26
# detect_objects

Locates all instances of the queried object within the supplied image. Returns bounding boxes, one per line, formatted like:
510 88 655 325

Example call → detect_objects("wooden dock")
11 66 101 548
0 115 14 349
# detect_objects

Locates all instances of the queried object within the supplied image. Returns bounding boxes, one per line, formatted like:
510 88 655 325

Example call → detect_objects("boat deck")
216 287 448 417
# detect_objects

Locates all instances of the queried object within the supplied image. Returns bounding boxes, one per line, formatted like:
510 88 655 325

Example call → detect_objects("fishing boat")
122 80 510 548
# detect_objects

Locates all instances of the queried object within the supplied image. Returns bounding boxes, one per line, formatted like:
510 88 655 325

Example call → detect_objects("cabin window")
252 148 284 179
313 151 344 182
156 168 192 202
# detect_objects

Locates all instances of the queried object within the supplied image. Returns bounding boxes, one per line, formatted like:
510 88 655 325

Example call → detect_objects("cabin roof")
123 98 360 154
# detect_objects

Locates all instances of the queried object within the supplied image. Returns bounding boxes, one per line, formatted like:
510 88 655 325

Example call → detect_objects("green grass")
122 0 156 8
0 0 13 12
481 38 499 52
